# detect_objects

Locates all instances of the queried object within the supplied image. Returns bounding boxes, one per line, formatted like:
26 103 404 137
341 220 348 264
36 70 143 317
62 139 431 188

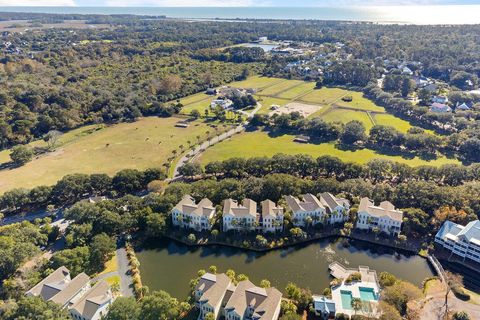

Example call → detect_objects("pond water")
136 237 434 299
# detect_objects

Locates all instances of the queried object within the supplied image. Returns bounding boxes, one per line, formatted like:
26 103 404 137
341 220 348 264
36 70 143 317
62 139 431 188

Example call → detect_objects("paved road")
172 103 261 179
116 241 134 297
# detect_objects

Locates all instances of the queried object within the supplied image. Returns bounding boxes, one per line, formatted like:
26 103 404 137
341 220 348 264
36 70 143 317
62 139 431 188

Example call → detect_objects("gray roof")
285 194 324 213
70 280 112 320
313 295 336 314
223 198 258 218
437 220 480 246
319 192 350 213
173 195 215 217
261 200 284 218
225 280 282 320
26 266 70 300
195 273 232 308
359 198 403 222
49 273 90 307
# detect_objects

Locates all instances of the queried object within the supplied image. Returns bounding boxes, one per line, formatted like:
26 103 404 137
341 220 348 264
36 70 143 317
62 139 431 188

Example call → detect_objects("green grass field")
299 87 350 105
321 109 375 131
254 96 292 114
198 130 459 167
228 76 285 90
276 82 316 100
373 113 413 133
0 117 211 193
334 91 386 112
258 79 306 97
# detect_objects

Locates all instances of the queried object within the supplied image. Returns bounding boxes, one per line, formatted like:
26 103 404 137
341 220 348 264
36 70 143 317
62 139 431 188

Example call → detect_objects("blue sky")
2 0 479 6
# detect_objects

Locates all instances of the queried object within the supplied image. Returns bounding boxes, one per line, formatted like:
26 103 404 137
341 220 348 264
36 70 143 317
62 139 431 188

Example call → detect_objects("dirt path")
419 280 480 320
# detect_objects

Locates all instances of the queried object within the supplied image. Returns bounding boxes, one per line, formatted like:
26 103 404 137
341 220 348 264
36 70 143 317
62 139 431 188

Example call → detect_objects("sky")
1 0 479 6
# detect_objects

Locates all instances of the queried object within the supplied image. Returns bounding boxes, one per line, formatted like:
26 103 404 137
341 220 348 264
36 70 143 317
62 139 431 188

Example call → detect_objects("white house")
211 99 233 110
430 102 452 113
285 194 325 227
172 195 216 231
318 192 350 224
223 199 259 232
194 273 233 320
356 198 403 236
435 220 480 264
224 280 282 320
261 199 284 233
69 280 114 320
456 102 471 111
26 266 91 310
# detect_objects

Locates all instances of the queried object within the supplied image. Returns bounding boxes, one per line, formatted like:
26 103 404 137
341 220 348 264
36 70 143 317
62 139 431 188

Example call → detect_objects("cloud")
0 0 76 5
103 0 259 6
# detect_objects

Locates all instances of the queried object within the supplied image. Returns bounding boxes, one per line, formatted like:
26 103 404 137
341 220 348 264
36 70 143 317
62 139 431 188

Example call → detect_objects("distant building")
223 199 259 232
430 102 452 113
258 36 268 42
432 95 448 104
435 220 480 263
261 200 284 233
172 195 216 231
356 198 403 236
206 88 217 95
211 99 233 110
456 102 471 111
285 194 325 227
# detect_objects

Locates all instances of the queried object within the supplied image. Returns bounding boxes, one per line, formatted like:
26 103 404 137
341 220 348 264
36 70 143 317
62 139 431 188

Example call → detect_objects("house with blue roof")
435 220 480 264
313 295 336 319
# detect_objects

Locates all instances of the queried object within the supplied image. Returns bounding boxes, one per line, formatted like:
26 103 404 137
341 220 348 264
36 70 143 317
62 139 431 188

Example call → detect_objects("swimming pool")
340 290 353 310
359 287 378 301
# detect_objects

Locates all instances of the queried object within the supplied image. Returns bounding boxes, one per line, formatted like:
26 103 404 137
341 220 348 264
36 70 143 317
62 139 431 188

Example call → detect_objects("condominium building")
172 195 216 231
194 273 234 320
223 198 260 232
318 192 350 224
435 220 480 263
261 199 284 233
285 194 325 227
356 198 403 236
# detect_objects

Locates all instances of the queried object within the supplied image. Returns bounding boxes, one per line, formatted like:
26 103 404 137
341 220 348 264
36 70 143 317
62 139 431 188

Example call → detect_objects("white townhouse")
285 194 325 227
318 192 350 224
356 198 403 236
224 280 282 320
261 199 284 233
172 195 216 231
69 280 114 320
26 266 114 320
435 220 480 264
223 198 260 232
195 273 234 320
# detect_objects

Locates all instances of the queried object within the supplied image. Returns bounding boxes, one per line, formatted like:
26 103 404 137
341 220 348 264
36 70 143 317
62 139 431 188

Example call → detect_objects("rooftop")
70 280 112 320
437 220 480 247
49 273 90 307
223 198 258 218
358 198 403 222
285 194 324 213
196 273 232 308
261 199 284 219
319 192 349 213
26 266 70 301
174 195 215 217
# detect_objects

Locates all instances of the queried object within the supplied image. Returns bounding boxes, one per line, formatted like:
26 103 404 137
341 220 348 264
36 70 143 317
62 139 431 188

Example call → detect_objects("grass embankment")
0 117 211 193
198 130 459 167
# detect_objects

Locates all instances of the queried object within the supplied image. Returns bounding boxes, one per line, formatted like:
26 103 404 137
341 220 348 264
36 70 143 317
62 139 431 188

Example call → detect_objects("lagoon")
136 237 434 299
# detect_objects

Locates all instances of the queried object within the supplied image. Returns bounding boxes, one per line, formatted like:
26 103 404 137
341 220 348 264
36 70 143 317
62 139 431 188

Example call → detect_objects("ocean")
0 6 479 25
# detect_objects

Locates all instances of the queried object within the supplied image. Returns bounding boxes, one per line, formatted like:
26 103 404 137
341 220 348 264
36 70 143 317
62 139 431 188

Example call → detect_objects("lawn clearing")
0 117 211 193
334 91 386 112
99 252 118 276
374 113 413 133
198 130 459 167
321 109 375 131
299 87 351 105
258 79 306 97
229 76 285 90
276 82 316 100
105 274 121 287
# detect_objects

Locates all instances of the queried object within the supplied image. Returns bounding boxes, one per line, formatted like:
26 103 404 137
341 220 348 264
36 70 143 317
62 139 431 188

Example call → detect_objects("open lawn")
321 109 375 131
299 87 350 105
254 96 292 114
198 130 459 167
276 82 316 100
258 79 306 97
374 113 413 133
228 76 285 90
0 117 211 193
334 91 386 112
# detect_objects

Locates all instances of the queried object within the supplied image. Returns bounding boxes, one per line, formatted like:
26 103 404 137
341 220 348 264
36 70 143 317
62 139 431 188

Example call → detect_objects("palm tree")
351 298 362 316
196 135 201 145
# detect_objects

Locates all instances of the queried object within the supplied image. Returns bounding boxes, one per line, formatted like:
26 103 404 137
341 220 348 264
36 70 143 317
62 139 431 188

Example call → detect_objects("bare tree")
43 130 63 150
443 271 464 319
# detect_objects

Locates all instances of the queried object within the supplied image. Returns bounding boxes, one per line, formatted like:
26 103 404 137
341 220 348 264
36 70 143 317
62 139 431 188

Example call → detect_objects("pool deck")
329 262 381 317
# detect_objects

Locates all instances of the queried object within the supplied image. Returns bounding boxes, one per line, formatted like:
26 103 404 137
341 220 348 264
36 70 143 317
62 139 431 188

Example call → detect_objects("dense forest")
1 14 480 151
